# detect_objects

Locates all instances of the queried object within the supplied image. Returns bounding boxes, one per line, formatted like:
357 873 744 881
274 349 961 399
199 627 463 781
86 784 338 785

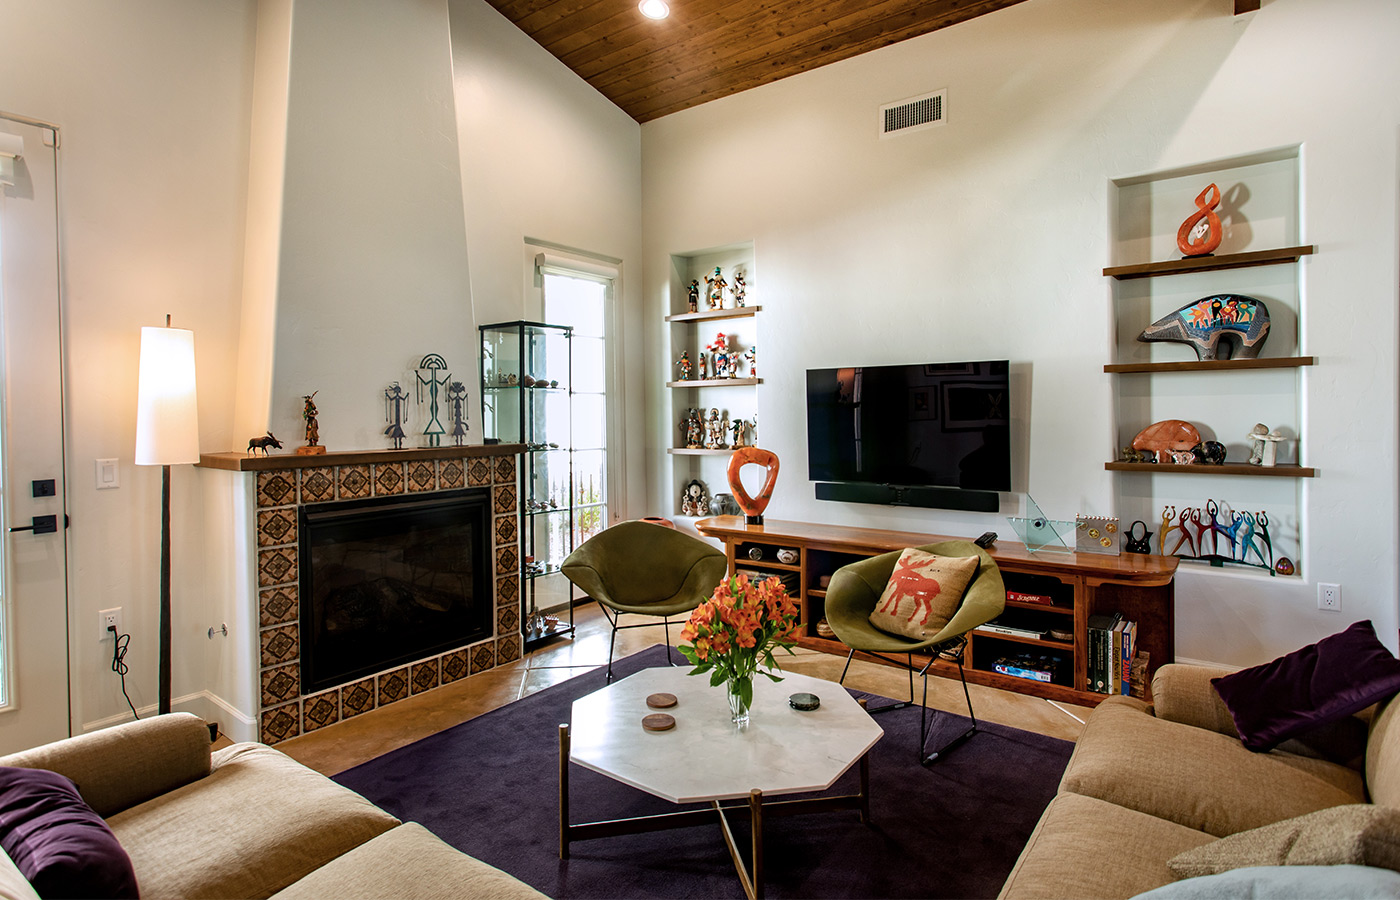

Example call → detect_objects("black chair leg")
663 618 674 665
919 652 978 767
604 608 619 683
838 648 913 714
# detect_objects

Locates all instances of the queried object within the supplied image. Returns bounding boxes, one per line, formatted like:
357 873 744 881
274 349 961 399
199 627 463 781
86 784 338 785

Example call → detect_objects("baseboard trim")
82 691 257 742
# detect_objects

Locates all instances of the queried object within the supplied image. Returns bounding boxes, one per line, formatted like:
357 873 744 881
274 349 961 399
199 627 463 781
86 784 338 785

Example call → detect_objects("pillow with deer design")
868 549 981 640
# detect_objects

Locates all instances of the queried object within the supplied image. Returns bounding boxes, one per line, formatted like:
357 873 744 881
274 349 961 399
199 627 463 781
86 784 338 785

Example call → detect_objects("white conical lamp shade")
135 326 200 466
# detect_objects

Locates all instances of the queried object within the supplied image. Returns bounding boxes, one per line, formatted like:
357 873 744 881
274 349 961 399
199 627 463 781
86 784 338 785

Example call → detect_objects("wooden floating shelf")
667 448 734 456
1106 461 1316 478
665 306 761 323
1103 245 1315 280
666 378 761 388
1105 356 1316 374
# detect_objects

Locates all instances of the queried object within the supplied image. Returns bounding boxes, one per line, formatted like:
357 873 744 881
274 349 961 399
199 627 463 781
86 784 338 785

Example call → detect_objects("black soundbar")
814 482 1000 513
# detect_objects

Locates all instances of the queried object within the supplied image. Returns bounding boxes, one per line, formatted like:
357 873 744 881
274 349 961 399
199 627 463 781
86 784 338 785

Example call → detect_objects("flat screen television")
806 360 1010 510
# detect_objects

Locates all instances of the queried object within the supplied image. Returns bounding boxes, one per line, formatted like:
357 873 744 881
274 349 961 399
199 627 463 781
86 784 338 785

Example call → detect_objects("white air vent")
879 90 946 138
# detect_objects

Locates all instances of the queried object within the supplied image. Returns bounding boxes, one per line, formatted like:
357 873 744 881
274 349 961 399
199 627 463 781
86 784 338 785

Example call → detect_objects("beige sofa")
0 713 546 900
999 663 1400 899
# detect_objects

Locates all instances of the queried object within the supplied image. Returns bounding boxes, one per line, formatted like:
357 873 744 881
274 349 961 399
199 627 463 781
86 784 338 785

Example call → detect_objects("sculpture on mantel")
1177 182 1223 257
297 392 325 456
384 382 409 450
247 432 282 457
415 354 451 448
447 381 469 446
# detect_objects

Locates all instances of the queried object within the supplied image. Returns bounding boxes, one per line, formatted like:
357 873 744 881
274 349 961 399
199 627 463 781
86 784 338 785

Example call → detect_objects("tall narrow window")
541 269 611 547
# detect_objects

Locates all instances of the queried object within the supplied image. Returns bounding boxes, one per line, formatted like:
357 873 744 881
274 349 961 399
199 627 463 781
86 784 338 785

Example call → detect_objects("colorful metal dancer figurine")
384 382 409 450
415 354 451 448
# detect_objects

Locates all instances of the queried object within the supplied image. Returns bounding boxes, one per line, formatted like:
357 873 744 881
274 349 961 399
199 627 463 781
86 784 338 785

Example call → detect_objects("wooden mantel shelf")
197 442 525 472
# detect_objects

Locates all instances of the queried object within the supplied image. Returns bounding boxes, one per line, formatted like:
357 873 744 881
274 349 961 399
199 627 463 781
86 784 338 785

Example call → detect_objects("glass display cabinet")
480 321 577 648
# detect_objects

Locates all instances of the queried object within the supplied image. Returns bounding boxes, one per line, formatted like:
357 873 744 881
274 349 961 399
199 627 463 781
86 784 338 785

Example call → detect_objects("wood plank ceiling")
482 0 1032 123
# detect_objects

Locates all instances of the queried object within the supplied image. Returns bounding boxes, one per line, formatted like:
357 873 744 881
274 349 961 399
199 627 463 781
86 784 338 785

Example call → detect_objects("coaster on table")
642 713 676 732
789 692 821 711
646 692 678 709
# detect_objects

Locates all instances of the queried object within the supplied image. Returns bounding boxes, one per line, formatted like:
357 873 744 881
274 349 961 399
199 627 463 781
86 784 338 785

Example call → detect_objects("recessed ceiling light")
639 0 669 20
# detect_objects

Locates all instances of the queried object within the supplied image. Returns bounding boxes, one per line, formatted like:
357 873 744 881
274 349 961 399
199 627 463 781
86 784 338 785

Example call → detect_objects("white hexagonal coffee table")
559 666 883 899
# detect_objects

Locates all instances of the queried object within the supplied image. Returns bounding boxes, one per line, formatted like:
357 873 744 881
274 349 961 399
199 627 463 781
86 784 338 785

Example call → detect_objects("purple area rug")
334 645 1072 899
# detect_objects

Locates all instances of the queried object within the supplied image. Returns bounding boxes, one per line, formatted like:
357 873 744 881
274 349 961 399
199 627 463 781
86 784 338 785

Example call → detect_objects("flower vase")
726 678 751 726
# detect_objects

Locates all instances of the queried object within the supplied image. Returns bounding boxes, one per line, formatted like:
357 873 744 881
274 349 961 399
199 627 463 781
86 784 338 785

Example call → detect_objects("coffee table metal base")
558 721 872 900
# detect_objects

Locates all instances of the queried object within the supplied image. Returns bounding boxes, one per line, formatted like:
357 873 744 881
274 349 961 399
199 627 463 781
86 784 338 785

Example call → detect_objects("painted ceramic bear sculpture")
1138 294 1270 361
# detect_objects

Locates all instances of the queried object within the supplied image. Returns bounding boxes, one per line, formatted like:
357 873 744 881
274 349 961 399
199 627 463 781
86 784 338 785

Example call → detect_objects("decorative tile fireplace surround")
198 444 524 745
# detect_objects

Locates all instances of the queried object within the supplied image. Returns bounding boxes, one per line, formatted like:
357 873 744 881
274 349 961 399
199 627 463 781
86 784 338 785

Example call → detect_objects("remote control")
974 531 997 548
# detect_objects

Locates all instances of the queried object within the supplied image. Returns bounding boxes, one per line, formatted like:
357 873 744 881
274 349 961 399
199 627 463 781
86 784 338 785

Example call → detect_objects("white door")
0 116 71 753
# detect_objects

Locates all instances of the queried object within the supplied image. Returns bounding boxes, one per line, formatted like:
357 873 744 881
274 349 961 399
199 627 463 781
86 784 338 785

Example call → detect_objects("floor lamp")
135 317 199 716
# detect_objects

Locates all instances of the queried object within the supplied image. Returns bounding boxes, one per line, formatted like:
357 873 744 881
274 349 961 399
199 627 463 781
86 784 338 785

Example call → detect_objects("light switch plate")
95 458 119 490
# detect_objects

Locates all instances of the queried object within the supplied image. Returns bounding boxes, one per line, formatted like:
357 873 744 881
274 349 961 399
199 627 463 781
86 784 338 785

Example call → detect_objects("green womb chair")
825 540 1005 766
561 520 728 681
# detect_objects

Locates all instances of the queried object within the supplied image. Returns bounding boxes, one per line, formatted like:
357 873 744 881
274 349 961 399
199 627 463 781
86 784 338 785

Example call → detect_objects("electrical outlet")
1318 583 1341 612
99 607 122 640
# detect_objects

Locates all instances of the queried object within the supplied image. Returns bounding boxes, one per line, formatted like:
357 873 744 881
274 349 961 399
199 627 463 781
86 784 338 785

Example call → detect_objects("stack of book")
1086 612 1137 696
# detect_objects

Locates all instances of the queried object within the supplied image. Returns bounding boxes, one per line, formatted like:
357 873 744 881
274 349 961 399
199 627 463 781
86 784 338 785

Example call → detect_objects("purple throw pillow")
0 766 138 899
1212 619 1400 753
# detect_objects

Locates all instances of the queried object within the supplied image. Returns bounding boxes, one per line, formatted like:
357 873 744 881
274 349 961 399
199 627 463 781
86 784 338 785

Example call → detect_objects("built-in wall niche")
1106 147 1309 575
665 240 759 521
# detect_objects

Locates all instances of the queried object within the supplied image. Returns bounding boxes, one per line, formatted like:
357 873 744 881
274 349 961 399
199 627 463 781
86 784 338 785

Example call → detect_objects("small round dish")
788 692 820 711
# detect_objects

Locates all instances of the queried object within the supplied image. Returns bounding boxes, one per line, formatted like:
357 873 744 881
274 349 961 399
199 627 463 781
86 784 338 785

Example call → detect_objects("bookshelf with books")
695 516 1177 706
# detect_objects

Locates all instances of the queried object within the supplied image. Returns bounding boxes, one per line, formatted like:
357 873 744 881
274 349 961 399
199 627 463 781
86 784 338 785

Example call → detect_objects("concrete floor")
273 602 1092 777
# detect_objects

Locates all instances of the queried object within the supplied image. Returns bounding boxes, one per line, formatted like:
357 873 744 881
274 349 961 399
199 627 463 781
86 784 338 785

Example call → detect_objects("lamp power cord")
108 625 139 720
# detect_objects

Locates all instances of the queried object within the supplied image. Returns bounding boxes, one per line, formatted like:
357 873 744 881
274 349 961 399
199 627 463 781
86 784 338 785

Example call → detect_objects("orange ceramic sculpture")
1176 182 1223 257
727 447 779 524
1131 420 1202 464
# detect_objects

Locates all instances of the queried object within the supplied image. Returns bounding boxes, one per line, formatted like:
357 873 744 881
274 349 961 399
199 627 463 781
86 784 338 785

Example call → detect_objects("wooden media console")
695 516 1178 707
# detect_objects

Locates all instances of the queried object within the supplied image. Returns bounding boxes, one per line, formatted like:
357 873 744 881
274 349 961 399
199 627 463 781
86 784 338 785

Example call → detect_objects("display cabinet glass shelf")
480 320 577 648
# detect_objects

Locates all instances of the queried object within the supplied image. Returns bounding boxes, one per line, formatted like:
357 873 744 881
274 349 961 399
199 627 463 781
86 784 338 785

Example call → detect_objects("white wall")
0 0 256 732
641 0 1400 667
264 0 474 449
447 0 644 518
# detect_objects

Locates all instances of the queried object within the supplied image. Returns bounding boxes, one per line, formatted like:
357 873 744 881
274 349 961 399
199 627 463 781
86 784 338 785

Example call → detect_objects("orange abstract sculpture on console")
1176 182 1223 257
727 447 779 525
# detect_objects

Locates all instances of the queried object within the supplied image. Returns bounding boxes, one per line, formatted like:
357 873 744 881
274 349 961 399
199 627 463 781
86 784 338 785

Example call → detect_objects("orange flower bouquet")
678 572 800 725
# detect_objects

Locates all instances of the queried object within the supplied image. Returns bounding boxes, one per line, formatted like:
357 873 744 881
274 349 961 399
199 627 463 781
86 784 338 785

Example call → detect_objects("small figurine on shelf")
684 408 703 449
676 351 692 381
384 381 409 450
446 381 469 446
705 266 727 309
680 479 709 517
297 392 325 455
732 269 747 308
704 408 727 449
708 333 731 378
698 352 708 380
742 344 756 379
1247 423 1269 465
687 279 700 313
731 417 748 449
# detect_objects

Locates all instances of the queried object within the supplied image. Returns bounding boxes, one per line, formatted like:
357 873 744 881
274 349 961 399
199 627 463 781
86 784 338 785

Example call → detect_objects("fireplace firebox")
299 488 492 694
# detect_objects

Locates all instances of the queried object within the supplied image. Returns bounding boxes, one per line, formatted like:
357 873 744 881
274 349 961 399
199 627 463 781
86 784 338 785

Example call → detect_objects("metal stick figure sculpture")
415 354 451 448
384 382 409 449
446 381 469 446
